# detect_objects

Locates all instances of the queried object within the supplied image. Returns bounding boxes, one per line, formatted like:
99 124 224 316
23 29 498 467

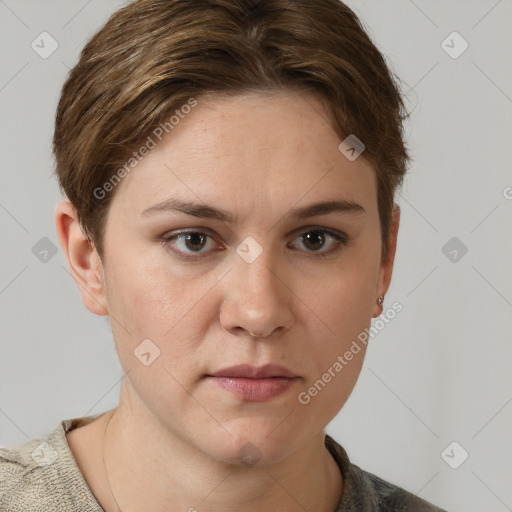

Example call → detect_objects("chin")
202 420 304 467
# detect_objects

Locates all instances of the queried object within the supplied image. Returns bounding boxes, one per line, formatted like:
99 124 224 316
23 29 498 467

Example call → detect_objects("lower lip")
206 376 299 401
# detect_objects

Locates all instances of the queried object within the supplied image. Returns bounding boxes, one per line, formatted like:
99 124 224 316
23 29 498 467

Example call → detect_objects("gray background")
1 1 511 511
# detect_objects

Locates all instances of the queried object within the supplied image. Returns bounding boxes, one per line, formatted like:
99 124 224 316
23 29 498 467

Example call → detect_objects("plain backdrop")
1 1 511 511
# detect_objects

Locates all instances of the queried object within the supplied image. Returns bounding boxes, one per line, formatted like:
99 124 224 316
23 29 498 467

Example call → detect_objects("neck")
100 388 343 512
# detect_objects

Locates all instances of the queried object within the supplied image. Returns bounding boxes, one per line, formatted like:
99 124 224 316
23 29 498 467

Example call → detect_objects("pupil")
185 233 206 251
304 231 324 250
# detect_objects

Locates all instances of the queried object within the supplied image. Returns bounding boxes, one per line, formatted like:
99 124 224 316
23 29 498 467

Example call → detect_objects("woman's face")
96 90 396 464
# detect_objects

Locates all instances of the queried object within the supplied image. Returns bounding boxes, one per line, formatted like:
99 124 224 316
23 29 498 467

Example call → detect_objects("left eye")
289 229 346 253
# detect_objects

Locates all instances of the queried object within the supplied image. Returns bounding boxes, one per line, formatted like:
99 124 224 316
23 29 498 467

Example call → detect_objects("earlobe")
54 199 109 316
372 204 400 318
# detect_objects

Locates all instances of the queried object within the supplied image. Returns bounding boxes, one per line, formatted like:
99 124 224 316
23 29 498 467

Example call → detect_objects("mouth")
205 364 300 401
208 364 298 379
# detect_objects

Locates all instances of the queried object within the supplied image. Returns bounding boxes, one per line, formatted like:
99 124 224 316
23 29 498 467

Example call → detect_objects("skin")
54 89 400 512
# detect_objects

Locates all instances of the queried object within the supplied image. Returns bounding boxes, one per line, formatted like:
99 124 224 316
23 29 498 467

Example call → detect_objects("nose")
219 252 294 339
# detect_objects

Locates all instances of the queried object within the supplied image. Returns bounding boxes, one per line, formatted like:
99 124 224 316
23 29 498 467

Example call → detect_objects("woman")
0 0 448 510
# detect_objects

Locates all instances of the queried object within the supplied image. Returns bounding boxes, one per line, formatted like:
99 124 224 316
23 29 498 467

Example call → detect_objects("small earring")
377 296 384 306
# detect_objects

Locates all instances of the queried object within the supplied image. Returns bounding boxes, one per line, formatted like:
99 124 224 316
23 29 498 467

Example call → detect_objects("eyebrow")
140 197 365 222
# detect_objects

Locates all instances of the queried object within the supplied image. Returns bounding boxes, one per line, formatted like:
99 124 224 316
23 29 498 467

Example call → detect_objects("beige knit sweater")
0 414 447 511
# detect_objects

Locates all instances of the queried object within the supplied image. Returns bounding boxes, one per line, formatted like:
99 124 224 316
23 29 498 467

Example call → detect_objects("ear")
54 199 108 316
372 204 400 318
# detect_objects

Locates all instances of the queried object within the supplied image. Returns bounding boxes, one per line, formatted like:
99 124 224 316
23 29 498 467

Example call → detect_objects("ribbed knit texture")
0 414 447 511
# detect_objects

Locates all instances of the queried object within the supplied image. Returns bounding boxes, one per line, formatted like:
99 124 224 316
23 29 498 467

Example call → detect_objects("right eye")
160 230 224 259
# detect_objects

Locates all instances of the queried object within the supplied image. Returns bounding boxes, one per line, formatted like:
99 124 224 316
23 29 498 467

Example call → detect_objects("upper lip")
208 364 298 379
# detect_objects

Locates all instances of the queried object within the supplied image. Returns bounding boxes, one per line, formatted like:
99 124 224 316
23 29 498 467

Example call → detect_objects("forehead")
107 90 377 220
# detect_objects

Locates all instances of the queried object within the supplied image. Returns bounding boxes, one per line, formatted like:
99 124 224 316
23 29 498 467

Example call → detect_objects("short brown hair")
53 0 410 261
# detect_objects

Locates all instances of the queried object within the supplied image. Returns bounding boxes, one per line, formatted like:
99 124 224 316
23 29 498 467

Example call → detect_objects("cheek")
303 248 379 342
296 282 371 425
103 246 222 368
105 245 189 327
295 316 368 432
294 238 379 396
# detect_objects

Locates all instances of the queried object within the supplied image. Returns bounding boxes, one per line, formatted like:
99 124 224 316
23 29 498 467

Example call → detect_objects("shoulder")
325 435 449 512
0 434 66 510
351 465 448 512
0 418 103 512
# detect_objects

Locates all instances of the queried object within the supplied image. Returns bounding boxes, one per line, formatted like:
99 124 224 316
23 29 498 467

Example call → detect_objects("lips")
206 364 300 401
207 364 298 379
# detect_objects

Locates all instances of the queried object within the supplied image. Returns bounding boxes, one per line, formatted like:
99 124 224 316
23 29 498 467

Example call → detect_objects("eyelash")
159 227 351 261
